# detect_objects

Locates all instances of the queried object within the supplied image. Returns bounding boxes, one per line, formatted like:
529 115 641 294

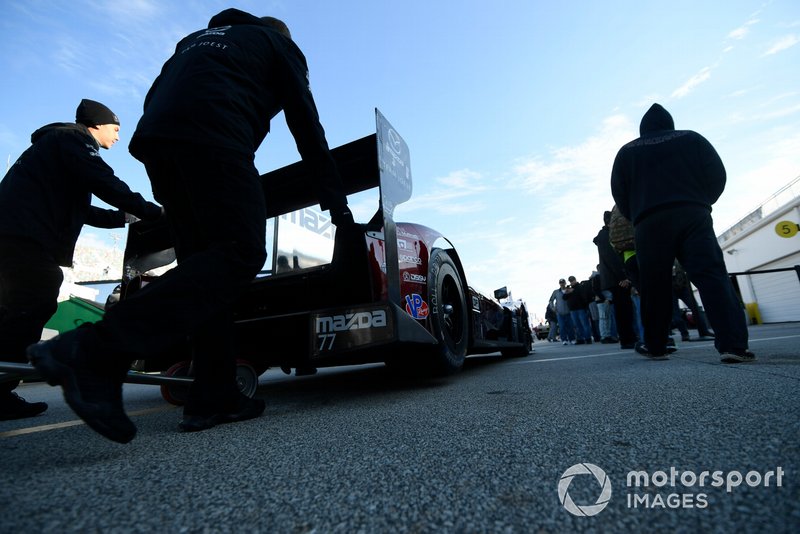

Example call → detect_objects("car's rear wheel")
160 360 191 406
501 333 533 358
425 249 468 375
235 360 259 398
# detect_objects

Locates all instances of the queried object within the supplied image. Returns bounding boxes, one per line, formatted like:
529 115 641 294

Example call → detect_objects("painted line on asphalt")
518 333 800 364
516 352 619 364
0 405 175 439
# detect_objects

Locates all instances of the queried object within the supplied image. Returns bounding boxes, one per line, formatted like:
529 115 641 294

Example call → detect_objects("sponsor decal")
313 308 391 353
316 310 387 334
281 208 334 240
397 227 419 239
402 272 426 284
404 294 429 319
399 254 422 265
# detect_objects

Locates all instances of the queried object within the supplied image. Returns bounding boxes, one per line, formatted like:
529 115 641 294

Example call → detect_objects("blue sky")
2 0 799 323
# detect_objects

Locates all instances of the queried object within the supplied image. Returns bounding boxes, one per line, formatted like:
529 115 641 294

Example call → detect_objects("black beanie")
76 99 120 127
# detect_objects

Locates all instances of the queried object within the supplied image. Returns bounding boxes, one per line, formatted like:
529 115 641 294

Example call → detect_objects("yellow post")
745 302 762 325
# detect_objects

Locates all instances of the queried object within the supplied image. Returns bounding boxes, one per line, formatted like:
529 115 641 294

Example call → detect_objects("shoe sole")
180 399 266 433
720 354 756 363
27 343 136 444
635 346 670 360
640 353 670 361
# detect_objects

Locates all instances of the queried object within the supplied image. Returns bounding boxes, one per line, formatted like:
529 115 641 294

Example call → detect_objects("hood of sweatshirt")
30 122 96 146
208 8 265 28
639 103 675 135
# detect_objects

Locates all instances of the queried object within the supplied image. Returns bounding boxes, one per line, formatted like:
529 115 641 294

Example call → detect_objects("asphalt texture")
1 322 798 533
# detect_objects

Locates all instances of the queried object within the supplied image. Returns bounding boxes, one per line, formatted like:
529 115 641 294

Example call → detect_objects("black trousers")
609 283 636 345
0 237 63 394
100 142 267 413
634 206 747 354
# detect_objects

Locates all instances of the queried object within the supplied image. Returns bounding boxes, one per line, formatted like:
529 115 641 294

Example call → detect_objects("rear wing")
124 109 412 291
261 108 412 219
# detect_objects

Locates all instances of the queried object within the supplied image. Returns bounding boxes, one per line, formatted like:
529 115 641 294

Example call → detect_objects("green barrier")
44 296 105 334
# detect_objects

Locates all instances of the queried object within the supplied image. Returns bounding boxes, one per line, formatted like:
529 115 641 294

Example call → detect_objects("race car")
118 110 533 401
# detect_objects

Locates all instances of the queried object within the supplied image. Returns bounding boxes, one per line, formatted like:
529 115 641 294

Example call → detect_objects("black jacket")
593 225 626 290
610 103 726 224
564 281 592 311
130 8 347 214
0 123 161 266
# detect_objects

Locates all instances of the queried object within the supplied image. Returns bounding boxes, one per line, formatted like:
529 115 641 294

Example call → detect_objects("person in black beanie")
0 99 162 421
27 10 353 442
610 103 753 363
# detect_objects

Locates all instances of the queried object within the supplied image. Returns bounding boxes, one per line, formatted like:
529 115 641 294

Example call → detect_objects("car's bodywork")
121 110 532 385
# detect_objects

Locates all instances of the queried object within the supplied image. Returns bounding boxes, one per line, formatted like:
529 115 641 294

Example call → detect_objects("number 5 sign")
775 220 799 238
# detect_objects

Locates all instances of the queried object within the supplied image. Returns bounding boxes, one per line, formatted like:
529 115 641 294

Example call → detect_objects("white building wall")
718 196 800 323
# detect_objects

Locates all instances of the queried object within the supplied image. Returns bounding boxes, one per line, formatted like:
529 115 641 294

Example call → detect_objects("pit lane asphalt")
1 323 798 533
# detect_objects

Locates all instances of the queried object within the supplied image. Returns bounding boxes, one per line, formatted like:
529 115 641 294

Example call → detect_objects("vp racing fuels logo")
558 463 612 517
313 308 391 354
404 294 429 319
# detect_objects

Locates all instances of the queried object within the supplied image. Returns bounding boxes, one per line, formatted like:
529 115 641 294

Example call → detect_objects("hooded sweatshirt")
609 103 726 224
130 8 347 214
0 123 161 265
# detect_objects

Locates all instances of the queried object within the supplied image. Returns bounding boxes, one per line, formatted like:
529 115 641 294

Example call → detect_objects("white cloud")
420 113 639 321
728 27 749 40
671 67 712 99
763 34 800 56
398 169 488 214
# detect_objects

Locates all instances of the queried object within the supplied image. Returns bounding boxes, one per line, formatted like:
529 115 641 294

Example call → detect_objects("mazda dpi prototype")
120 110 533 401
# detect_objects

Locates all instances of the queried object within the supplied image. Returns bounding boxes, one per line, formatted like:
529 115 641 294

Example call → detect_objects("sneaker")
0 391 47 421
635 342 669 360
720 350 756 363
562 341 569 346
26 329 135 444
569 340 577 345
681 334 691 342
179 394 266 432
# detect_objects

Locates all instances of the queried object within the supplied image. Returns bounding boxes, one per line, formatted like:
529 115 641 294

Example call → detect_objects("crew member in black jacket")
610 103 752 362
0 99 162 420
28 10 354 442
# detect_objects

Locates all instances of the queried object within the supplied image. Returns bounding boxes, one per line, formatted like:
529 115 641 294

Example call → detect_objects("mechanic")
610 103 753 362
28 10 354 442
0 99 162 421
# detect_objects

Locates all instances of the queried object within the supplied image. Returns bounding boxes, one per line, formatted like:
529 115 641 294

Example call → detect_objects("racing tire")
235 360 259 399
501 333 533 358
425 249 469 375
160 360 191 406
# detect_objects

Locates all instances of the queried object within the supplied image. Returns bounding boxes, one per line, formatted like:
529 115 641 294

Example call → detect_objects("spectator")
594 210 637 349
545 305 558 342
611 103 753 362
564 275 593 344
548 279 575 345
673 261 715 341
